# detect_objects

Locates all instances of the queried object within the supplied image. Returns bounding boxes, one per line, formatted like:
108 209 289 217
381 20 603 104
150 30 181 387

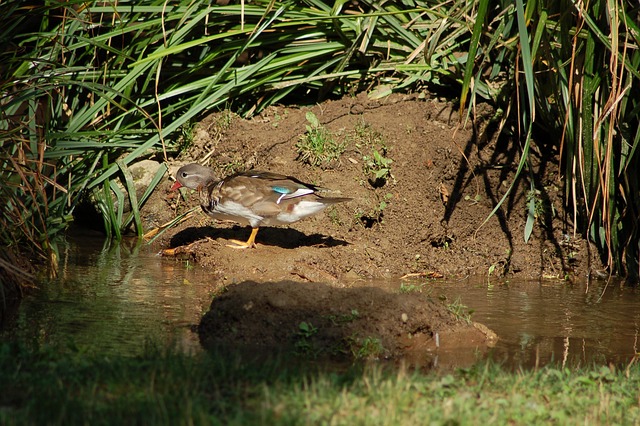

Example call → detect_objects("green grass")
398 281 427 294
349 336 384 360
443 296 474 324
1 342 639 425
295 111 345 167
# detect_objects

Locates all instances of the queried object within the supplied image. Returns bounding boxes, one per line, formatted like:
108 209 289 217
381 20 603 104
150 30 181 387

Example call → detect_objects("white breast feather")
215 201 264 227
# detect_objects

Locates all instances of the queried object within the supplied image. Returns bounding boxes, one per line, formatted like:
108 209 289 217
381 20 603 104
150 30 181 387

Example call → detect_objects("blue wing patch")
272 186 314 203
272 186 291 194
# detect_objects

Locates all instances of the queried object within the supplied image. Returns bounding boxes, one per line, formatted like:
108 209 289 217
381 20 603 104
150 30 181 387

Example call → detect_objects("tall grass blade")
460 0 489 112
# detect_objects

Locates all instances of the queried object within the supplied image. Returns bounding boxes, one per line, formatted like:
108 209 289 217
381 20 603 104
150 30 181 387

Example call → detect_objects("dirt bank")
148 91 596 281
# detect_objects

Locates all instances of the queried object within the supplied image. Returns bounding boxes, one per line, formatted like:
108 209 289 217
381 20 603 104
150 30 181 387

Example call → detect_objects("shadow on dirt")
198 280 497 368
170 226 350 250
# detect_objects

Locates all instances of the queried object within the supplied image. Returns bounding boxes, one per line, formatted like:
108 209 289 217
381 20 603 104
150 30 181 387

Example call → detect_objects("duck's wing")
214 171 318 217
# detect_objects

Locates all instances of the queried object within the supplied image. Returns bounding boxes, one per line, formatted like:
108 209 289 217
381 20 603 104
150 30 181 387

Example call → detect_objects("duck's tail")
317 196 352 204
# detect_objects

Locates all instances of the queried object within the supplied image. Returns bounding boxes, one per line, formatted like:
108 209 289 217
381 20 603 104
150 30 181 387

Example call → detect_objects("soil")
197 280 498 367
141 91 600 362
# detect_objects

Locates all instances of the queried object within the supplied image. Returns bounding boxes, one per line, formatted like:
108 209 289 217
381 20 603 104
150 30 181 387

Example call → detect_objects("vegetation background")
1 0 639 302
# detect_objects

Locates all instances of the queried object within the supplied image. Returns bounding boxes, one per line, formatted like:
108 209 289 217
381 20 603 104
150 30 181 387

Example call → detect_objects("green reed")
463 0 640 279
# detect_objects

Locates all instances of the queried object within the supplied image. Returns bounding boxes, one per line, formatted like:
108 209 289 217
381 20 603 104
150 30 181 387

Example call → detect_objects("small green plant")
177 121 197 152
442 296 474 324
375 193 393 218
296 111 345 167
487 249 512 282
219 159 245 177
399 282 425 293
326 309 360 325
353 120 385 146
349 336 384 360
363 149 393 187
216 109 234 131
326 206 343 226
487 262 498 285
464 194 483 204
353 121 394 188
354 193 393 228
294 321 319 356
297 321 318 338
270 109 288 128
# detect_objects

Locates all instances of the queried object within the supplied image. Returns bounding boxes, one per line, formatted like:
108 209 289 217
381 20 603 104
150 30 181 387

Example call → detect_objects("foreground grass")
1 343 639 425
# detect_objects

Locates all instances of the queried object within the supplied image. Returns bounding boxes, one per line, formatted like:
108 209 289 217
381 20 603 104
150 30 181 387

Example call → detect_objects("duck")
171 163 350 248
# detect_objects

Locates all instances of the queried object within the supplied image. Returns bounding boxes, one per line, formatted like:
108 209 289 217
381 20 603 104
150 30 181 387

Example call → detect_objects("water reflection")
426 279 640 367
3 232 217 356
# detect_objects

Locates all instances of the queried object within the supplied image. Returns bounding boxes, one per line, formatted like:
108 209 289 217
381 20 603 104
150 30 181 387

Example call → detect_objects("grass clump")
2 342 640 425
399 281 427 294
349 336 384 360
296 111 345 167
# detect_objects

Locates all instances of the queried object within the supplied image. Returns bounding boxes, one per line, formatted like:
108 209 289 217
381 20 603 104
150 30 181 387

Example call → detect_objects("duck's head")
171 163 216 191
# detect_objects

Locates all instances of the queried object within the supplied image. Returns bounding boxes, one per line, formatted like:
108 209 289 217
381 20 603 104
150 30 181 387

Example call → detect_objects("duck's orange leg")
227 227 259 249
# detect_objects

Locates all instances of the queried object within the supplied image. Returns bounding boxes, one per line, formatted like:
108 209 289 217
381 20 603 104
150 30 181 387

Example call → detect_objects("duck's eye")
180 172 188 178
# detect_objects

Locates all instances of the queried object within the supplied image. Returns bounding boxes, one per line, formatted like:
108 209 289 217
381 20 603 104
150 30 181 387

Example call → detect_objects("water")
3 234 640 368
427 279 640 367
2 232 216 356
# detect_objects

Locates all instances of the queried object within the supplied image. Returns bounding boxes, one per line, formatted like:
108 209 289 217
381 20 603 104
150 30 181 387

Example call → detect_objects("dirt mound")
198 280 497 365
147 91 597 281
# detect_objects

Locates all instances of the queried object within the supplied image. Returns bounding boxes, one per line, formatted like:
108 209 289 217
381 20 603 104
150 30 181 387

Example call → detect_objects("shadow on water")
3 232 640 369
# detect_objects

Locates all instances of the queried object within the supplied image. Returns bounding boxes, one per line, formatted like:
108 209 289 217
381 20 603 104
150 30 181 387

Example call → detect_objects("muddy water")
3 235 640 367
419 278 640 368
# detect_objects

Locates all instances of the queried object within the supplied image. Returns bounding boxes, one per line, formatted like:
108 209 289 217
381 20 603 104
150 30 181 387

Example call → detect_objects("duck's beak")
171 181 183 191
